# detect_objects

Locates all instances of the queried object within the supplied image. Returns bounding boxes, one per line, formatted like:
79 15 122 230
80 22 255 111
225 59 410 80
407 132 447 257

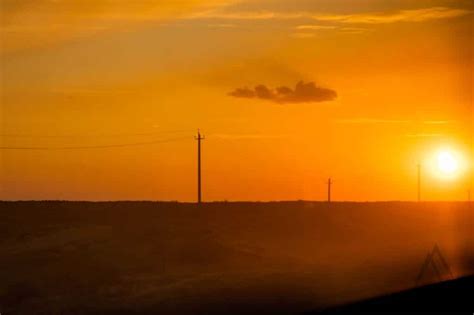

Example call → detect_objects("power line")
0 129 194 139
0 136 189 150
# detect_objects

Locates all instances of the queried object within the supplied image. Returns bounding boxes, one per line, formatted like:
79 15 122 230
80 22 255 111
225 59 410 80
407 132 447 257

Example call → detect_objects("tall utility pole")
195 130 204 204
417 163 421 202
327 178 332 203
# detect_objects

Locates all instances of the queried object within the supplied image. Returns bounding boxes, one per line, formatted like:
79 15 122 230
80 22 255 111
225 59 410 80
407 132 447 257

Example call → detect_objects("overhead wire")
0 135 190 150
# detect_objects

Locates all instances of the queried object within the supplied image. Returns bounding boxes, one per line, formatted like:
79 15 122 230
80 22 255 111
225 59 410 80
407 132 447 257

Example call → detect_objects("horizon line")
0 199 471 203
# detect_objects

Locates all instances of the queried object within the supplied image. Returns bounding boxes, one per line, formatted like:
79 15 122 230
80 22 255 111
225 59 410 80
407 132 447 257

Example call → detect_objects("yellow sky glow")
1 0 473 201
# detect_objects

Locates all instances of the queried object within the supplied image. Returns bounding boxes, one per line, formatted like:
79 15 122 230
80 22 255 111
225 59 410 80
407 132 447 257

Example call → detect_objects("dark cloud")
229 87 256 98
254 85 273 99
229 81 337 104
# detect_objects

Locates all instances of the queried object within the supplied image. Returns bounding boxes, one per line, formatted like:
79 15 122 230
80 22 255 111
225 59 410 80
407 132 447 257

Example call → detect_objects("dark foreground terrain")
0 201 472 314
316 275 474 314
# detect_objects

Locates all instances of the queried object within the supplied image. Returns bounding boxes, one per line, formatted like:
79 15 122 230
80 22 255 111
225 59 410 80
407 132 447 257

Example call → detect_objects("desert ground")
0 201 472 314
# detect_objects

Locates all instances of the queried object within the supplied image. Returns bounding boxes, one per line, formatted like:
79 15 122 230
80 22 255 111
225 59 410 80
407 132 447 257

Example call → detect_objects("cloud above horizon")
314 6 471 24
187 6 471 23
229 81 337 104
0 0 235 53
2 2 470 53
335 118 456 125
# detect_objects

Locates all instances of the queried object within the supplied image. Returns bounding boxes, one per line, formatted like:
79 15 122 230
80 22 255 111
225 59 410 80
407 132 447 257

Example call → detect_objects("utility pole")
195 130 204 204
327 178 332 203
417 163 421 202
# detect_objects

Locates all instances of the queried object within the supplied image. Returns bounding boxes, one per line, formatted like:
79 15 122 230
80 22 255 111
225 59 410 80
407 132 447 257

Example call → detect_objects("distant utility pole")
327 178 332 203
195 130 204 204
417 163 421 202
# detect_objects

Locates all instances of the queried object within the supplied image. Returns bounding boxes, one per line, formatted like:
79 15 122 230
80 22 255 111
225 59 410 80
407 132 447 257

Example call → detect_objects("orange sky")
1 0 473 201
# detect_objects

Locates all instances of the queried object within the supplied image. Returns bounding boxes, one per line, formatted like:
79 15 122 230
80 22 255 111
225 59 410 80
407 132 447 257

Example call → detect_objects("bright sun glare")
430 148 466 180
437 150 458 175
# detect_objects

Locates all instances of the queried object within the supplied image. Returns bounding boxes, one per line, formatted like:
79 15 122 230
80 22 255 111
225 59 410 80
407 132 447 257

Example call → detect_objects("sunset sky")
1 0 473 201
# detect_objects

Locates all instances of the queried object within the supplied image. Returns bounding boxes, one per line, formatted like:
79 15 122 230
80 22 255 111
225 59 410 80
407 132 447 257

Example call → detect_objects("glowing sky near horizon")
0 0 473 201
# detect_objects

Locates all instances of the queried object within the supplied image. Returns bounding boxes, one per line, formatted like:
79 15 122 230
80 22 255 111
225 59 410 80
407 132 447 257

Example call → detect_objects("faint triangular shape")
431 244 454 278
416 244 454 286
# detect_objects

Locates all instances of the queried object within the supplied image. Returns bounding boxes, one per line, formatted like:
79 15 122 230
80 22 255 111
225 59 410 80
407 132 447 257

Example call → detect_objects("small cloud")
229 81 337 104
335 118 457 125
295 25 337 30
339 27 370 34
185 6 471 24
187 10 304 20
229 87 256 98
293 25 369 36
314 7 471 24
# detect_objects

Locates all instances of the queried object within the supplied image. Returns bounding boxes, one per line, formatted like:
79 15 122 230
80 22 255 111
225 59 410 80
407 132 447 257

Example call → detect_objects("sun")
437 150 458 175
429 147 466 180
